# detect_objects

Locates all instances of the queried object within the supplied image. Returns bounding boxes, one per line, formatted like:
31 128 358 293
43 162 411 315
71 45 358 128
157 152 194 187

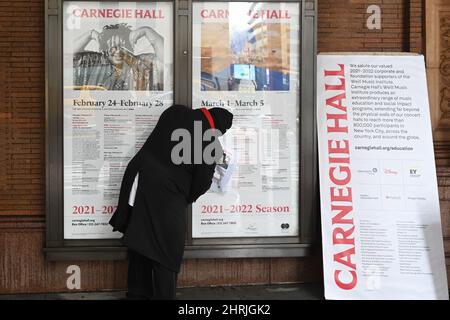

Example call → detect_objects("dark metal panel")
44 247 128 261
175 0 195 246
44 243 312 260
183 244 313 259
300 0 318 244
191 237 300 245
175 0 192 106
45 0 64 245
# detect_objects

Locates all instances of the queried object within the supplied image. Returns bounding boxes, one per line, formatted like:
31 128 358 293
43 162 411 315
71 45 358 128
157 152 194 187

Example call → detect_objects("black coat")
109 104 233 272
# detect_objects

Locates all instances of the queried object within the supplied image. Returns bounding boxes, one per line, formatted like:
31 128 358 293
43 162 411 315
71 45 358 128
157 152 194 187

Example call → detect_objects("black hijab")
207 107 233 135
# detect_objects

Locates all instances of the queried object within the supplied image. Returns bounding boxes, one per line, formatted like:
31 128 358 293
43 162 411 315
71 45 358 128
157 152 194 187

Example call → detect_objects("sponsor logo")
281 223 290 230
359 194 379 200
385 195 402 200
407 196 426 201
357 168 378 176
409 168 422 178
383 168 398 175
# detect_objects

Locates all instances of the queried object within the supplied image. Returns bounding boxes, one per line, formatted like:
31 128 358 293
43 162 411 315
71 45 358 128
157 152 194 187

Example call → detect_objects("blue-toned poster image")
200 19 291 91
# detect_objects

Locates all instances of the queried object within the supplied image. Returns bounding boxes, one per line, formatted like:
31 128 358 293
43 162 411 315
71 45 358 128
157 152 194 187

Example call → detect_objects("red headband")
200 108 215 130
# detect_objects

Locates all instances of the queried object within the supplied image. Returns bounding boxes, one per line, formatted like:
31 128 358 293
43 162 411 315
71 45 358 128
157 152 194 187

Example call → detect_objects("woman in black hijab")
109 104 233 300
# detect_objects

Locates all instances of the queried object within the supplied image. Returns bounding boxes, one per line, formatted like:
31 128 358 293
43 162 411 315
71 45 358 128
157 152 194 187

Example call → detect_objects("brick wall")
1 0 445 295
318 0 422 53
409 0 424 53
0 0 45 217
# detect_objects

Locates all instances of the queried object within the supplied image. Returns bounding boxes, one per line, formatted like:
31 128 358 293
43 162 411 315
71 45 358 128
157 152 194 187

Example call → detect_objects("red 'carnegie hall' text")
324 64 357 291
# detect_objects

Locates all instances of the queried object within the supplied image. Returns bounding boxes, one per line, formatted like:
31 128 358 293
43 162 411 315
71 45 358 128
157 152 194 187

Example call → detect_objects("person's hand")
129 27 159 46
90 29 100 43
215 165 226 177
129 27 164 87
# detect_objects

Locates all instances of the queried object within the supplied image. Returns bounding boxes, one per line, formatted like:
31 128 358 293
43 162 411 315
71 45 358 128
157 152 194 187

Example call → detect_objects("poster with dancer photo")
63 1 173 239
192 2 300 238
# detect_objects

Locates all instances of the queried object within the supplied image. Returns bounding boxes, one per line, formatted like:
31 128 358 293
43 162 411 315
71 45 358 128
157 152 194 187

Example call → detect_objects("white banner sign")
191 2 300 238
317 54 448 299
63 1 173 239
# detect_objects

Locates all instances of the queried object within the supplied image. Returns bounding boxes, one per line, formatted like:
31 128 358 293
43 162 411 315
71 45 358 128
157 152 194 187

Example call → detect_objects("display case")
44 0 318 260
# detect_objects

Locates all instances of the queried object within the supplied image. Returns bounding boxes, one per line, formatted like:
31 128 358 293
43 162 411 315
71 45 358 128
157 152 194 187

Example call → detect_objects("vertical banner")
317 54 449 299
63 1 173 239
192 2 300 238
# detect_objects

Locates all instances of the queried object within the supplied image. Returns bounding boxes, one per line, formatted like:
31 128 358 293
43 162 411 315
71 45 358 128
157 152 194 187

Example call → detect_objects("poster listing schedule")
63 1 173 239
317 54 449 299
192 2 300 238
